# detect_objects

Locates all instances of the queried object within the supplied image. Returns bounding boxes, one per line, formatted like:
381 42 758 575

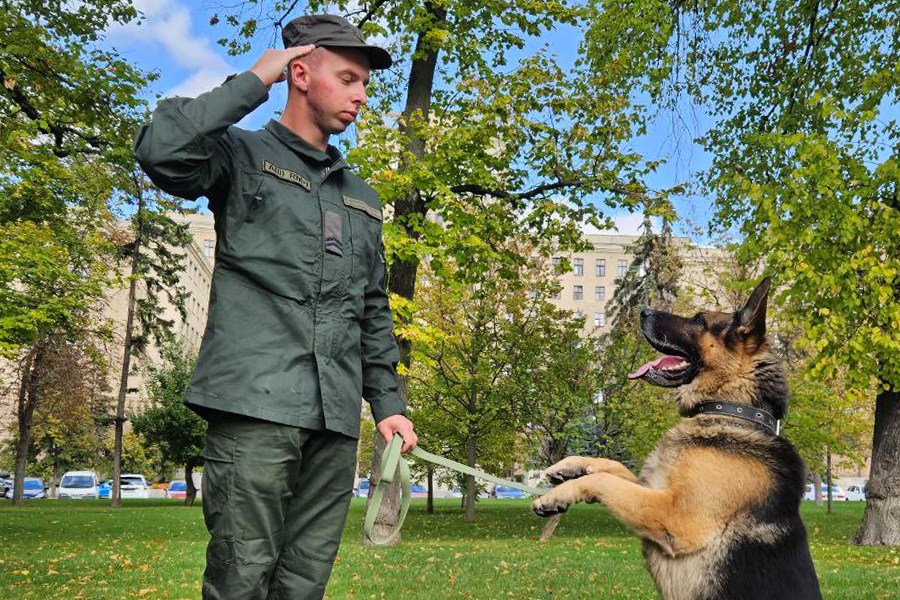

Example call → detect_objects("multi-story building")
550 234 641 334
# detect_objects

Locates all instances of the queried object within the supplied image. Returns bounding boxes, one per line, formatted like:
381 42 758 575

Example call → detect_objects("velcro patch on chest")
342 195 382 221
262 160 311 191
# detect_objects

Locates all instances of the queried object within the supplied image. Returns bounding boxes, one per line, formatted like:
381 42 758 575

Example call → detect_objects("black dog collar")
688 401 779 435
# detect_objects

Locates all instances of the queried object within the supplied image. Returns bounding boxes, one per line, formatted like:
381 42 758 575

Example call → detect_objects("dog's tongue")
628 355 685 380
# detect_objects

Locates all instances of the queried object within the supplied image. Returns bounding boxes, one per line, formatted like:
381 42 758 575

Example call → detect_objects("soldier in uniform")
133 14 417 600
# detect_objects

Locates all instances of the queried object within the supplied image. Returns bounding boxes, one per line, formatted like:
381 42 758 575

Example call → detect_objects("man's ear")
736 277 770 349
289 59 311 92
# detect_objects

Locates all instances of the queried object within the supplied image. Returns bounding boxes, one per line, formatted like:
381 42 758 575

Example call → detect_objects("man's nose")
353 84 367 106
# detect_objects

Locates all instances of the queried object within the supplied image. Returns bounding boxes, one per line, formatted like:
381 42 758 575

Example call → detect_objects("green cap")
282 14 393 70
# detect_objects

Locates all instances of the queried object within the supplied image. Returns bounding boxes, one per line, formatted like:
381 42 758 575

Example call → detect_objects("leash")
364 434 545 546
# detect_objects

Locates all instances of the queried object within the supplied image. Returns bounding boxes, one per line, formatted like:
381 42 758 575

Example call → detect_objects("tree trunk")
826 447 833 514
112 209 142 509
365 3 447 543
465 432 477 523
812 471 823 504
426 465 434 514
539 440 568 541
12 343 44 506
853 386 900 546
185 459 198 507
540 514 563 542
363 433 403 545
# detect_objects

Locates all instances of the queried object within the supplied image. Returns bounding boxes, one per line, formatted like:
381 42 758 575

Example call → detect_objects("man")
133 14 417 600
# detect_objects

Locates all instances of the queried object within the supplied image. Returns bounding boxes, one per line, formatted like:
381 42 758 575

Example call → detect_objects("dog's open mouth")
627 355 693 387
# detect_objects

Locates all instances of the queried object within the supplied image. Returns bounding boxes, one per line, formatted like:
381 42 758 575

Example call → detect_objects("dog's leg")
532 473 711 557
543 456 638 484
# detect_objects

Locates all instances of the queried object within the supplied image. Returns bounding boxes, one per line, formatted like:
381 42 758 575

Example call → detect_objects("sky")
106 0 715 238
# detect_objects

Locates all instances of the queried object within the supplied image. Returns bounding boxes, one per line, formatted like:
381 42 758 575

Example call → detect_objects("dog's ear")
736 277 770 350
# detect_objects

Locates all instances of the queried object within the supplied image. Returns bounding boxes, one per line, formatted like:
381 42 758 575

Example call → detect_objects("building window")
573 285 583 300
617 259 627 277
594 312 606 328
596 259 606 277
203 239 215 258
551 290 561 300
595 286 606 301
551 256 561 269
573 258 584 276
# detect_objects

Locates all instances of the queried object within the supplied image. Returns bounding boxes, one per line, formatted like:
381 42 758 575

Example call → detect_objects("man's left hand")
376 415 418 453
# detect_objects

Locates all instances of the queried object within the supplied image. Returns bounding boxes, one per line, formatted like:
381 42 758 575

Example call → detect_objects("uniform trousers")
200 411 358 599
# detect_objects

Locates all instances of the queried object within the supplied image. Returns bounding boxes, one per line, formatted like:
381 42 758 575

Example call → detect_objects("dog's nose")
640 307 656 320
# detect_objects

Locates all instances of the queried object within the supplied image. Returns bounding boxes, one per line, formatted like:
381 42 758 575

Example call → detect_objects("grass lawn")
1 498 897 599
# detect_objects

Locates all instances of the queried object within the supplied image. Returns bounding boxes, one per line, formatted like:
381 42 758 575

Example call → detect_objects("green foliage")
130 339 205 474
1 335 112 479
211 0 677 285
405 252 598 494
584 0 900 390
119 182 194 354
585 217 682 465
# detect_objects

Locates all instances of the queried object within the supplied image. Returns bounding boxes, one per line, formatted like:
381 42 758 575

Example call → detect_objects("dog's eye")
692 314 706 326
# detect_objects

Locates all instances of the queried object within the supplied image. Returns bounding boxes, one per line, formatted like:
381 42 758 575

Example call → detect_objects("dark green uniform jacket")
133 71 406 438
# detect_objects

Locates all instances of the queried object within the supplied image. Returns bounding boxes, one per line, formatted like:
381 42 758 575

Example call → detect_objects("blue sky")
108 0 715 238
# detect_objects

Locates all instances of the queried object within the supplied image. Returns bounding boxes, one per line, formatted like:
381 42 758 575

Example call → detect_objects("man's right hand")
249 45 316 88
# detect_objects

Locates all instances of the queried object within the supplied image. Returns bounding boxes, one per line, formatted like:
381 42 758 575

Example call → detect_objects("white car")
804 483 847 501
845 484 867 502
58 470 99 499
120 474 150 499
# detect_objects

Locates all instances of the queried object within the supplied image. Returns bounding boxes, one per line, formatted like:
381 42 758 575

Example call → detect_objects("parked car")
4 477 46 499
845 484 867 502
120 474 150 499
0 472 12 498
804 483 847 501
492 485 528 499
58 470 99 499
166 480 188 499
410 484 428 498
97 474 151 499
98 480 112 499
355 478 370 498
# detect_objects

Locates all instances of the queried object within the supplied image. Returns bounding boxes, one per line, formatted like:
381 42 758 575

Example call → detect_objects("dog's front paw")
532 485 579 517
544 456 596 485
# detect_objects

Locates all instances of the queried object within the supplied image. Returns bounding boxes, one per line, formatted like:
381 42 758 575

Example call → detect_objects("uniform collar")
265 120 348 171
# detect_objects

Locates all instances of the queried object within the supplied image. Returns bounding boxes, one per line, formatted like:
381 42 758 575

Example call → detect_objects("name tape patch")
263 160 311 191
342 195 382 221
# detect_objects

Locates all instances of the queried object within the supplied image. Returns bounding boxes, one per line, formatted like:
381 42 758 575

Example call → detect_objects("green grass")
1 499 897 599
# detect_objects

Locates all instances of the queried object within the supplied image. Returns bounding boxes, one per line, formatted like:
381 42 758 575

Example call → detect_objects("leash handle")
363 435 545 546
364 435 411 546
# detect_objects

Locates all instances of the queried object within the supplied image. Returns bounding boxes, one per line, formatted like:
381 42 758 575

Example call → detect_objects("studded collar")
687 401 779 435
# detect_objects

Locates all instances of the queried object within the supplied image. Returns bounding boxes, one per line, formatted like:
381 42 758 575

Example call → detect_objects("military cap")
282 14 393 70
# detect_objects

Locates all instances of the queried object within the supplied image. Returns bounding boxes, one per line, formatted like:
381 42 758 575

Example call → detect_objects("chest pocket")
229 171 321 281
343 195 381 282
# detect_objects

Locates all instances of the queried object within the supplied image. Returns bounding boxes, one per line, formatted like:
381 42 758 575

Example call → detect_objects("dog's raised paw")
532 496 570 517
544 457 594 485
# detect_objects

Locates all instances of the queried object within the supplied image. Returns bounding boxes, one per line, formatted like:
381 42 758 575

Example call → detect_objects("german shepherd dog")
532 278 822 600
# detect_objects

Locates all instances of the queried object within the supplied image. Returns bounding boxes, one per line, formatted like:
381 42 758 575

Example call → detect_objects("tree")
584 0 900 545
1 0 150 503
214 0 672 542
130 338 206 505
1 334 111 501
404 252 591 522
588 216 683 465
110 177 191 508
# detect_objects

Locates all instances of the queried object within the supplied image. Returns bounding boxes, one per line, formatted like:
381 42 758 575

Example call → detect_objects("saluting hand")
249 45 316 88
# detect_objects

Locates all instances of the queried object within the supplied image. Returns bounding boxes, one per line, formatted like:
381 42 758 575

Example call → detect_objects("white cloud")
584 212 655 236
107 0 233 98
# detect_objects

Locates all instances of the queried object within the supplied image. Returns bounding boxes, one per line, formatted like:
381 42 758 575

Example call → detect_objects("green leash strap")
364 435 545 546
